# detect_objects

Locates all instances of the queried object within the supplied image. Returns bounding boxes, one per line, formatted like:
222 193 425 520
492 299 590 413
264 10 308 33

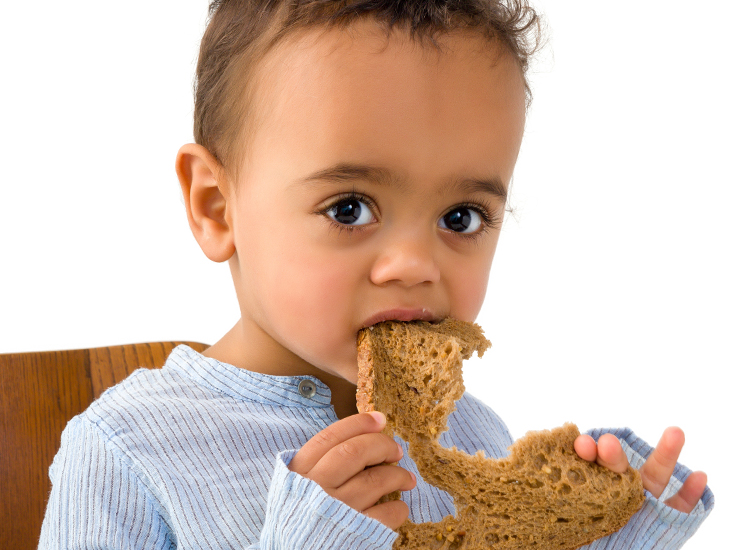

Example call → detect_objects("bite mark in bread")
356 318 645 550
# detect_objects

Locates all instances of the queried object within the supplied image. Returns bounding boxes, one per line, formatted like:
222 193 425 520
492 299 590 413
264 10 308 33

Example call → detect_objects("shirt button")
298 379 317 399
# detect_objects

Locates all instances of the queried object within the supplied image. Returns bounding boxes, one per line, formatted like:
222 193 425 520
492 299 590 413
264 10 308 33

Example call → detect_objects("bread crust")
356 319 645 550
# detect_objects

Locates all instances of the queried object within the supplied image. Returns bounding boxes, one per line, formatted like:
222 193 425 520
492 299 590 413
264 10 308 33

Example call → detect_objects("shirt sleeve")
249 450 398 550
38 417 174 550
42 418 396 550
579 427 714 550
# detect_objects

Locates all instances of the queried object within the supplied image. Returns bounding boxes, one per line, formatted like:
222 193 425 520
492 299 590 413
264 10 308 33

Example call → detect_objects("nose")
369 231 441 287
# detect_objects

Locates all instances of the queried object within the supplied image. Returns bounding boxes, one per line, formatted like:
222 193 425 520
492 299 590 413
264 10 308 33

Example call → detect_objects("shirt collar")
164 344 333 408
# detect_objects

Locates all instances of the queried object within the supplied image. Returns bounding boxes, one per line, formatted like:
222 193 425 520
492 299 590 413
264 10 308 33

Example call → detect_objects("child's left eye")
438 207 483 234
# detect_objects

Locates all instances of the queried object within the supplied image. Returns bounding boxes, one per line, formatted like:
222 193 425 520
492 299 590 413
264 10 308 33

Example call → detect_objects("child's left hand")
574 427 708 513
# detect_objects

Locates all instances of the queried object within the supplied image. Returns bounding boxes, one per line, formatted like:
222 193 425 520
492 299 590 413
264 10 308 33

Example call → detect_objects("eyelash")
315 192 378 236
315 192 502 240
448 199 502 240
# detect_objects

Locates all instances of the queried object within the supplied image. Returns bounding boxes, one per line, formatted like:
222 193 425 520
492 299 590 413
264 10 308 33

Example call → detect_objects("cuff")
258 450 398 550
583 427 714 549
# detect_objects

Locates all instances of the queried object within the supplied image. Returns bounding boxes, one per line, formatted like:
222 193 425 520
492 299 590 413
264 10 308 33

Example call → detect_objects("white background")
1 1 747 547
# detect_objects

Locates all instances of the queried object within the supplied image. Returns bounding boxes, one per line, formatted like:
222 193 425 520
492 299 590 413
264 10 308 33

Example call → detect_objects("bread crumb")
542 465 552 474
436 533 443 541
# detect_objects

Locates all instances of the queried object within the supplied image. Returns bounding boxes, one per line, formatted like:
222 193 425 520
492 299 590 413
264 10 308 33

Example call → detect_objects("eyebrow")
293 162 507 200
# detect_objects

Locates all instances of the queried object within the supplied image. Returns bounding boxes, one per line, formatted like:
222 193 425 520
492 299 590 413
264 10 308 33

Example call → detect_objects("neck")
202 320 359 420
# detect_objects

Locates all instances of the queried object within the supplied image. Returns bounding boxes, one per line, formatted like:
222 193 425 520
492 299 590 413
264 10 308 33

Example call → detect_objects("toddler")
39 1 713 549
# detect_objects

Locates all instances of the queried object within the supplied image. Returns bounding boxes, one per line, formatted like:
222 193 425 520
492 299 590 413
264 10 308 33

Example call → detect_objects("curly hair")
194 0 543 179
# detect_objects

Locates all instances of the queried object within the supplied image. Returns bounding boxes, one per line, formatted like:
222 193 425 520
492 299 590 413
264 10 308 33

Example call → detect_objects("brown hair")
194 0 543 180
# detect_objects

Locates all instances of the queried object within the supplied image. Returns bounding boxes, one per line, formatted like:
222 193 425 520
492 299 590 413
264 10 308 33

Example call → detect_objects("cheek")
456 271 490 321
258 240 361 355
265 241 350 308
447 246 496 321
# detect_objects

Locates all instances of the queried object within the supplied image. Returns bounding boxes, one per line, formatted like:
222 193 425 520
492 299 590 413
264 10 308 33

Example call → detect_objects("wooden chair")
0 341 209 550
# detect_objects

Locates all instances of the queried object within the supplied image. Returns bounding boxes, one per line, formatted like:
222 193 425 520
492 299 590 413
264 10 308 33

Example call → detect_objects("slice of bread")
356 319 645 550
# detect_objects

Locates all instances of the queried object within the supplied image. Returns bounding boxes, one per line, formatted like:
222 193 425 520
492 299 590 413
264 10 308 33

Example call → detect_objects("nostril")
368 231 442 286
369 257 441 287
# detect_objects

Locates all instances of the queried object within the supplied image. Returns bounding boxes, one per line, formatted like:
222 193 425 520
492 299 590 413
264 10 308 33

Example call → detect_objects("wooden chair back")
0 341 209 550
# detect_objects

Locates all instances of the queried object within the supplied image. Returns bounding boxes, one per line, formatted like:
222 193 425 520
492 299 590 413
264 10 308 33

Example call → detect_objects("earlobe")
175 143 236 263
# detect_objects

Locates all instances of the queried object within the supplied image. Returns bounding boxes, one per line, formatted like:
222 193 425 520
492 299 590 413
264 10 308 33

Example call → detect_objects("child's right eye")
324 197 375 226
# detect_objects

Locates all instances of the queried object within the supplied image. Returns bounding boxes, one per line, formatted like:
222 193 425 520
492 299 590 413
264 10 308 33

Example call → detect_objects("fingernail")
369 411 386 427
397 444 404 459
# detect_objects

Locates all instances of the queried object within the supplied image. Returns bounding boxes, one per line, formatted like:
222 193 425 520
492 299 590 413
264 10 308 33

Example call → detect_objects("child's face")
225 22 526 383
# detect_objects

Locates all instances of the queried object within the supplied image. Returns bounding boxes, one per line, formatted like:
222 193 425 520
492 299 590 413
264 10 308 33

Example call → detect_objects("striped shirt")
39 344 713 549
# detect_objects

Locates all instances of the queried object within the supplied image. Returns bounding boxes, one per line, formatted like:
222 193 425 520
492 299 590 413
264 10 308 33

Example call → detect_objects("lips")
360 308 439 330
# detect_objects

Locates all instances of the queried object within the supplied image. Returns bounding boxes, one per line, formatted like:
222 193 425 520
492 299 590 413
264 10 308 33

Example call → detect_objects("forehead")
242 21 526 187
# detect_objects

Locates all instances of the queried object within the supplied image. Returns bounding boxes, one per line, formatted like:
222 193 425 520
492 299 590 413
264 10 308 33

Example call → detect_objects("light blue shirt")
39 345 713 549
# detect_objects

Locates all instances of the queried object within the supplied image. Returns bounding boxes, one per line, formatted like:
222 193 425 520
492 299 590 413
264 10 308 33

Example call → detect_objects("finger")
362 499 411 531
289 412 386 475
334 465 417 511
574 435 597 462
574 434 629 474
664 471 707 514
594 433 629 474
307 432 404 488
640 427 685 498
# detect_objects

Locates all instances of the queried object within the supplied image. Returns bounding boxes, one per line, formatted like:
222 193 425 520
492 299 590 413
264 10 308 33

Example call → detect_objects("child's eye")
438 207 483 234
325 197 375 226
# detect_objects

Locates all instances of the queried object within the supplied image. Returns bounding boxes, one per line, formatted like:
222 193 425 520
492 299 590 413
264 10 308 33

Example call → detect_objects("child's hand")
574 427 708 513
288 411 417 530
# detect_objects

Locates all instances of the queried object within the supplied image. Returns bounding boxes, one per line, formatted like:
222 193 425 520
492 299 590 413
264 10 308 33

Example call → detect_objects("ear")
175 143 236 263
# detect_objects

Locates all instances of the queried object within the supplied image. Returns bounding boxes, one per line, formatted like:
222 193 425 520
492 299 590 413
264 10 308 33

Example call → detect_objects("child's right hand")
288 411 417 530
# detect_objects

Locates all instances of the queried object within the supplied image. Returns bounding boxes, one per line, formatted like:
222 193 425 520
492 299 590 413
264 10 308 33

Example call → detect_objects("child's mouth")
360 308 439 330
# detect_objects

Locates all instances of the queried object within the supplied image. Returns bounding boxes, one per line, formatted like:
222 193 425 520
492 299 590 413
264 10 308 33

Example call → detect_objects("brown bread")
356 319 645 550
